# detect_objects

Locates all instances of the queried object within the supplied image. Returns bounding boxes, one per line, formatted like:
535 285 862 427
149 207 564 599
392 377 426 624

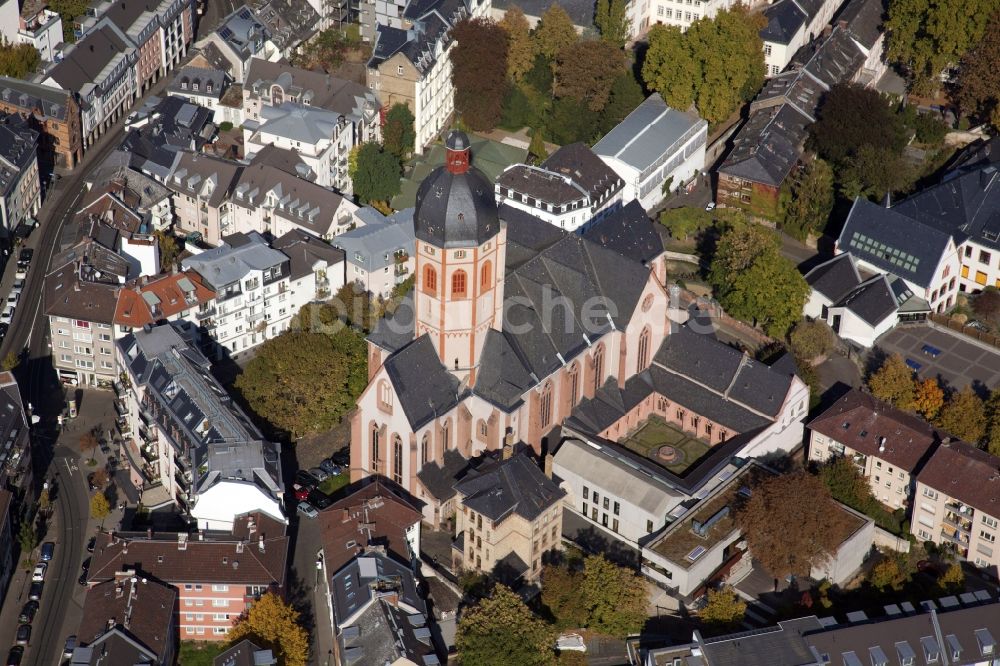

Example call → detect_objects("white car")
6 293 17 306
705 201 717 212
14 268 25 279
0 306 13 324
32 563 46 582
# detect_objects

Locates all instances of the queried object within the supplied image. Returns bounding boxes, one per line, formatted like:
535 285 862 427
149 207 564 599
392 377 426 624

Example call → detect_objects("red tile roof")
88 512 288 588
917 440 1000 514
807 389 939 473
113 271 215 328
78 574 176 659
319 482 423 575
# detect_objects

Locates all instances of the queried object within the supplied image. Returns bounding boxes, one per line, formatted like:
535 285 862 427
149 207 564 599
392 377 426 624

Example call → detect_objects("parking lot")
876 324 1000 392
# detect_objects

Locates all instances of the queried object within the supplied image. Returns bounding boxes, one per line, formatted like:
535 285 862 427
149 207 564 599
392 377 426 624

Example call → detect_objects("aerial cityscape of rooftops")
0 0 996 664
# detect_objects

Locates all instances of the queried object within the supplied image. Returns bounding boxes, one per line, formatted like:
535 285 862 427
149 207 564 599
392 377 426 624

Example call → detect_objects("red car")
292 470 318 500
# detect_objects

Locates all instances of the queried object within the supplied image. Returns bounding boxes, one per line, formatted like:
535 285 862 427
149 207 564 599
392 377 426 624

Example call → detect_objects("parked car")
40 542 54 561
309 467 330 483
318 458 340 476
17 602 37 624
1 306 13 324
297 502 319 519
63 636 76 659
31 563 46 582
17 248 32 266
705 201 716 212
307 489 333 510
292 483 311 501
86 536 96 553
15 624 29 645
5 646 23 666
331 449 349 466
0 323 9 339
14 267 25 279
6 293 17 306
27 581 42 601
294 469 319 488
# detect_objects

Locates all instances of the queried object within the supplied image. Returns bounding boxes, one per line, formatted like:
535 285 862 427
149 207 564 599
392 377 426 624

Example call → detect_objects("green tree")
658 206 714 241
501 5 536 82
547 96 598 145
595 0 631 47
48 0 89 43
938 562 965 593
779 158 834 240
642 8 765 123
90 493 110 520
456 584 556 666
553 40 626 111
869 556 908 590
736 470 856 578
867 354 916 409
699 586 747 629
17 520 37 559
809 84 907 167
0 40 40 79
937 386 987 443
886 0 995 95
708 224 809 336
580 555 648 637
452 18 509 131
533 4 578 60
642 25 699 111
352 143 401 204
541 564 588 628
789 319 835 361
986 389 1000 456
1 351 18 371
838 144 913 201
228 592 309 666
599 72 645 134
818 457 875 509
155 230 181 268
383 103 415 162
234 328 366 439
528 128 548 161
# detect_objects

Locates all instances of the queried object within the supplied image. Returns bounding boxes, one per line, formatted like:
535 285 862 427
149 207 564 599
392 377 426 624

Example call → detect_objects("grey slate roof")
0 113 38 198
368 293 415 353
123 96 215 179
214 5 271 62
593 94 706 176
120 323 281 498
245 59 375 119
414 133 500 249
416 448 474 502
541 143 624 201
272 228 345 281
253 102 347 144
232 163 349 237
47 25 130 94
453 450 566 523
804 253 863 302
700 617 826 666
330 552 426 628
834 0 886 49
368 0 467 74
182 231 289 290
384 335 466 430
212 640 276 666
833 274 899 326
582 201 663 266
168 67 229 101
761 0 808 45
167 151 243 208
248 0 320 52
838 197 953 289
332 208 414 273
340 599 438 666
720 103 813 187
0 77 73 121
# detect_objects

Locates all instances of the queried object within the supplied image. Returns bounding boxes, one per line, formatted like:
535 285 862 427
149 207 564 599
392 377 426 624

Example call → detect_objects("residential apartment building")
452 446 564 581
333 207 414 299
327 553 438 665
0 78 82 169
913 440 1000 573
807 389 939 511
244 103 357 193
495 143 624 232
74 572 177 665
0 373 33 504
181 232 302 356
0 113 40 241
246 0 321 59
629 0 738 36
168 152 243 246
271 229 347 306
593 93 707 211
87 512 289 640
17 1 62 64
166 67 237 125
760 0 843 76
117 323 284 528
366 0 490 153
196 5 278 82
0 490 12 611
717 0 886 220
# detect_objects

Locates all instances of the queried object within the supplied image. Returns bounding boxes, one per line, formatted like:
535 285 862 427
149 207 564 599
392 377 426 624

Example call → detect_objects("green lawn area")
320 473 349 495
178 641 226 666
620 416 711 475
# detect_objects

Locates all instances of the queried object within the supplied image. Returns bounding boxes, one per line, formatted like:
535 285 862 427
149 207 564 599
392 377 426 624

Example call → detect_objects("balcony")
140 442 158 463
196 307 216 320
116 417 131 437
247 311 265 324
114 399 128 417
939 528 970 547
941 512 972 532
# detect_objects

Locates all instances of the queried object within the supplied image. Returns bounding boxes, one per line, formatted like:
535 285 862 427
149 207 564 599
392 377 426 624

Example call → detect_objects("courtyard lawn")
620 416 711 475
320 473 349 495
178 642 226 666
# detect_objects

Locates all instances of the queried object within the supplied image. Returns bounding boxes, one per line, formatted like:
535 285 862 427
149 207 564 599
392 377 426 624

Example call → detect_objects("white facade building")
629 0 738 37
593 93 707 211
17 6 63 63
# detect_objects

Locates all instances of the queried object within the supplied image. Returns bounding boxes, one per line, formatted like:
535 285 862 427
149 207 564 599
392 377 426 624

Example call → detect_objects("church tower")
412 131 506 384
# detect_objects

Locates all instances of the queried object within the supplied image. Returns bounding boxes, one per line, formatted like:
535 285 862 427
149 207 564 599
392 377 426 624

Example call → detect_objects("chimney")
146 527 152 539
502 429 514 460
236 541 244 554
544 452 554 479
342 508 350 523
177 533 188 551
258 535 265 553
